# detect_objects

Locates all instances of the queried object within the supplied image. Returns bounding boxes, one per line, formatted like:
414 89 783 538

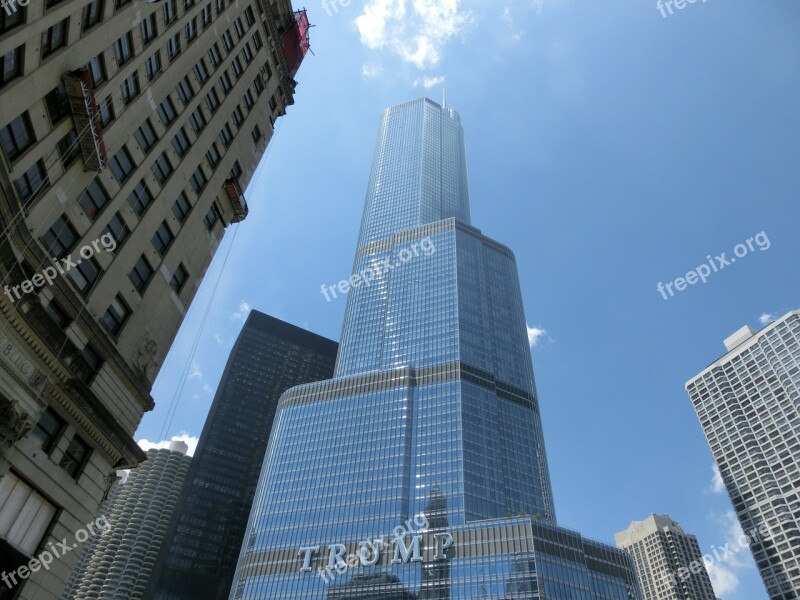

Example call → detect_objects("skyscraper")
145 311 337 600
0 0 309 596
62 441 192 599
686 311 800 600
229 98 642 599
615 514 717 600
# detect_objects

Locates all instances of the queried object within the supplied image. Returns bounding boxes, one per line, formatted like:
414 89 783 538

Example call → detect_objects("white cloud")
138 432 200 457
188 360 202 379
231 301 251 320
213 333 224 346
362 62 384 77
413 75 446 88
355 0 473 69
709 463 726 494
705 511 756 597
531 0 543 14
502 6 512 22
759 312 775 325
527 324 547 347
202 383 213 394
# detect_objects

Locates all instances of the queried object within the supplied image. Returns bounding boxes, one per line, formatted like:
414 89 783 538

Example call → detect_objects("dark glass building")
144 311 338 600
229 99 643 599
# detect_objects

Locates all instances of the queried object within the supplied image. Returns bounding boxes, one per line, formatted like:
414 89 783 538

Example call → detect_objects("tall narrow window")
41 19 68 58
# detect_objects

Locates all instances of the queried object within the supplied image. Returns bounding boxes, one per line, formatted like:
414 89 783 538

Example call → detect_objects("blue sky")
136 1 800 597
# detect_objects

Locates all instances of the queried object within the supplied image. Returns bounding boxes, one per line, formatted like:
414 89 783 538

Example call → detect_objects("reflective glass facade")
144 311 338 600
230 98 642 599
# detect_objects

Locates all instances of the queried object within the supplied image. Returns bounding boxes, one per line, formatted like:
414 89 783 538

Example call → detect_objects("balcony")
224 178 248 223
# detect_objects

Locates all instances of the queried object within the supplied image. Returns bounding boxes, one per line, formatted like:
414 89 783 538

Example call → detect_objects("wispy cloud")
231 301 251 320
706 511 756 597
708 463 726 494
413 75 446 88
362 62 384 77
355 0 473 70
188 360 202 379
759 312 775 325
138 432 200 456
527 324 547 347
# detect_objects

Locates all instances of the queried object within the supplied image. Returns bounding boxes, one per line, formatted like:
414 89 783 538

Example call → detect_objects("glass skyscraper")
229 98 642 599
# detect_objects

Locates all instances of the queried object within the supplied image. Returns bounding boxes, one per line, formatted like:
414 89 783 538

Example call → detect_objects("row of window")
31 407 92 480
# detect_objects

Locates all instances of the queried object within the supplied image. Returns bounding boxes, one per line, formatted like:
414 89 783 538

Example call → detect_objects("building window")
0 4 24 35
172 127 190 157
268 95 278 112
59 435 91 479
101 294 130 335
183 0 194 8
250 124 261 144
176 77 194 105
233 17 244 39
113 31 133 65
231 56 243 78
115 0 131 9
57 128 81 167
253 74 264 96
67 256 101 295
31 408 65 454
145 51 162 81
45 299 69 328
163 0 176 24
98 96 114 126
86 55 106 87
201 3 212 27
208 43 222 68
189 107 206 133
229 160 242 179
185 17 197 42
244 6 255 26
83 0 103 30
140 13 157 45
15 161 47 201
80 344 102 374
129 255 153 291
193 59 209 83
128 180 153 215
78 179 110 220
120 71 139 104
45 0 65 9
218 123 233 148
215 0 224 14
109 147 135 183
241 42 253 65
243 89 254 110
219 71 233 95
190 166 207 193
150 152 173 185
205 89 220 113
151 221 174 256
42 215 77 259
221 30 234 52
42 19 68 58
167 34 181 62
101 213 129 250
252 31 263 51
232 105 244 127
172 192 191 223
157 97 177 126
0 42 21 79
170 263 188 292
263 61 272 81
206 142 220 168
0 113 34 161
203 205 218 230
134 119 158 154
44 84 70 124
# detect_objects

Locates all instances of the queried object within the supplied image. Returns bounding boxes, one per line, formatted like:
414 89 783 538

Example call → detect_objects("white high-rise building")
615 514 717 600
686 310 800 600
62 441 191 599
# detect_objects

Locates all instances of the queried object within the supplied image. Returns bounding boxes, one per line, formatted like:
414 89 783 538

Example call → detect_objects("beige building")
615 514 717 600
0 0 308 597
